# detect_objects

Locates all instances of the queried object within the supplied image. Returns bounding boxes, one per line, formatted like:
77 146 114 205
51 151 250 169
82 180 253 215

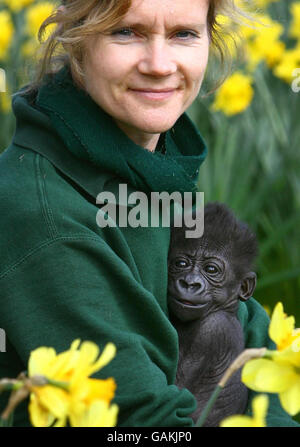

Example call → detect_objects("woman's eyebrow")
114 21 207 32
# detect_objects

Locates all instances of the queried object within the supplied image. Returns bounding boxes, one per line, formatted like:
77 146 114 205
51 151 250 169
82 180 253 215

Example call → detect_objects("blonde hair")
24 0 252 94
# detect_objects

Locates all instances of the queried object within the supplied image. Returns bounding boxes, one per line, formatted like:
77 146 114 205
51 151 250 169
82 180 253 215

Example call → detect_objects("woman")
0 0 297 427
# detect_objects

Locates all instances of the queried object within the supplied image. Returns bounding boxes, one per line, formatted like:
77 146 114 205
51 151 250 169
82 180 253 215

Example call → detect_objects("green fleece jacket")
0 67 298 427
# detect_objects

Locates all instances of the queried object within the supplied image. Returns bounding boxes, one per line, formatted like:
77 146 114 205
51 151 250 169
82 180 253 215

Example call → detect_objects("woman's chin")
114 115 181 147
130 116 181 135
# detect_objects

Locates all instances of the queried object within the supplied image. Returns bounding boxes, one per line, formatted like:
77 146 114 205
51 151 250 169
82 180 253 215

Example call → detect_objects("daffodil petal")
98 402 119 427
220 394 268 427
72 342 116 380
28 394 56 427
70 342 101 382
70 339 81 351
271 342 300 367
269 302 295 348
28 347 56 377
252 394 268 422
50 349 79 379
91 343 116 374
279 378 300 416
242 359 295 392
268 302 300 351
71 400 119 427
220 415 255 427
80 342 100 365
35 386 69 419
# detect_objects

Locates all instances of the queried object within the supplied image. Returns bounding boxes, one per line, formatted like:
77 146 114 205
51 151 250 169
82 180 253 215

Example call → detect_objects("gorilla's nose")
176 278 204 296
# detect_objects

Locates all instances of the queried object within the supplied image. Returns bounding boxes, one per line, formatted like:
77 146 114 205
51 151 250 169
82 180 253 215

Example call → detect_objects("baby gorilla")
168 202 258 427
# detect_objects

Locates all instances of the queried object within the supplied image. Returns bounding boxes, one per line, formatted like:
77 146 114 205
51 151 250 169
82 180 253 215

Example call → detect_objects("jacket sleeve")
239 298 300 427
0 235 196 427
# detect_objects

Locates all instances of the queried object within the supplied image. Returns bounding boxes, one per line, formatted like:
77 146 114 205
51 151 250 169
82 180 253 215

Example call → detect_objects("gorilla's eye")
204 264 219 274
174 259 189 269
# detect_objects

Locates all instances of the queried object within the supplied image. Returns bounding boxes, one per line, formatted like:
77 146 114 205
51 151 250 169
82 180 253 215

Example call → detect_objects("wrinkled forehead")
170 229 232 258
120 0 210 29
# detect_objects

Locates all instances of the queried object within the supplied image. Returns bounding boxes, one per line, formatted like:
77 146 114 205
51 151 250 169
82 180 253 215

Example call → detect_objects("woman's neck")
114 119 161 152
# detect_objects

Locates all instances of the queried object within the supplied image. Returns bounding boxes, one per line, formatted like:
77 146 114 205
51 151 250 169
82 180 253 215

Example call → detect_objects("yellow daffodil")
220 394 268 427
247 37 285 70
269 302 300 351
239 14 284 70
242 303 300 416
1 0 35 13
289 2 300 40
249 15 284 45
0 10 14 60
28 339 118 427
212 72 254 116
25 2 56 41
273 46 300 84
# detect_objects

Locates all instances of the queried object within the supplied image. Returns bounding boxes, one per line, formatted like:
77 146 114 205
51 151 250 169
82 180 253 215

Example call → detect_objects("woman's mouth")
129 88 177 101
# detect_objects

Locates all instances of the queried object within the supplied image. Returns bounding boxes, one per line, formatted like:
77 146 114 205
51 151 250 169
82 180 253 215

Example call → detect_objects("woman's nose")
137 40 177 77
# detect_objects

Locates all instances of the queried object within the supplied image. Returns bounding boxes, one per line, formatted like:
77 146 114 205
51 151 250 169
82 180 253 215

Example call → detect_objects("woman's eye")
112 28 134 37
204 265 218 274
175 30 198 40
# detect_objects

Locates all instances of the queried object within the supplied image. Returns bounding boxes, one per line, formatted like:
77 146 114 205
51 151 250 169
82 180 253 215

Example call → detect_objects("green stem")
255 68 289 147
0 381 23 394
195 385 223 427
46 378 69 391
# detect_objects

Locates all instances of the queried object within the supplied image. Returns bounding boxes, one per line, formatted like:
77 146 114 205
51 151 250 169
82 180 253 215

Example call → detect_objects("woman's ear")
239 272 257 302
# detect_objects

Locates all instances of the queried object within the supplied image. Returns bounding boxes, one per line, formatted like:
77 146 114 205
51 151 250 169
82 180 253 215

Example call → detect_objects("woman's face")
83 0 210 150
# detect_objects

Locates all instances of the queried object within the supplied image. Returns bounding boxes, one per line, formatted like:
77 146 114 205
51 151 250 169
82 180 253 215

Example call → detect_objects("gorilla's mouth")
175 298 208 308
181 300 196 306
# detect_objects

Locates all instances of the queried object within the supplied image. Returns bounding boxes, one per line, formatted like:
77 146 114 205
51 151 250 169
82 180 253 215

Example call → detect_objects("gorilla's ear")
238 272 257 302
